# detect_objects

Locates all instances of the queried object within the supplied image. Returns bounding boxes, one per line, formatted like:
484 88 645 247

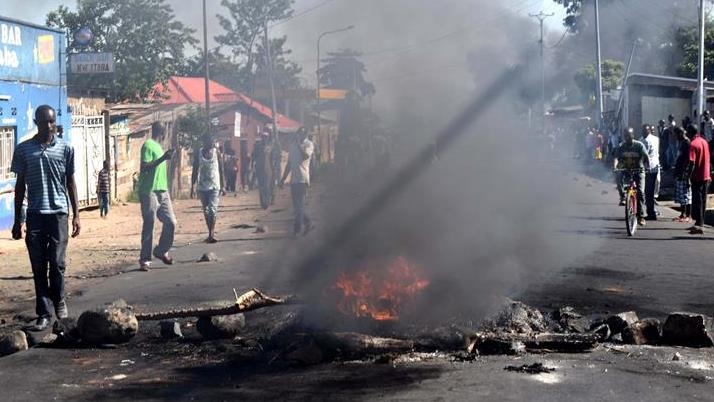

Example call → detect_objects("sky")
4 0 566 78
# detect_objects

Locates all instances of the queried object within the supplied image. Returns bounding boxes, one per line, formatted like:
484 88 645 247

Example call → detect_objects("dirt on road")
0 190 282 319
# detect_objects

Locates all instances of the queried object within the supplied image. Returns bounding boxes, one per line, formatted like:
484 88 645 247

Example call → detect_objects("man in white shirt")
642 125 660 220
280 127 315 236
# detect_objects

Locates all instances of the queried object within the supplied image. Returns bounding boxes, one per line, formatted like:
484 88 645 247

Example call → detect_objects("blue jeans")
291 183 311 234
99 192 109 217
25 213 68 318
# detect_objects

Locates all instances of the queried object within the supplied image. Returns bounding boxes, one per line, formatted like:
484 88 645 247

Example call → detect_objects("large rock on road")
77 299 139 345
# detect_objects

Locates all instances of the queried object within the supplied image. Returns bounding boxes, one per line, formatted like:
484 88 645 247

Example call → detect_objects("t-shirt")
674 138 691 177
97 168 110 194
689 136 711 182
137 138 168 195
10 135 75 214
615 140 650 170
643 134 660 170
287 138 314 184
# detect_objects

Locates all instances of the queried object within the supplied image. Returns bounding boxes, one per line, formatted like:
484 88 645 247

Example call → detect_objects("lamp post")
316 25 354 139
203 0 211 135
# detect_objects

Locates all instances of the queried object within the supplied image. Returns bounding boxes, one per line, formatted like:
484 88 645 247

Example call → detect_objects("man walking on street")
642 125 660 220
138 122 176 271
191 135 225 243
280 127 315 237
687 124 711 234
613 127 650 226
10 105 80 330
97 160 110 218
252 130 273 209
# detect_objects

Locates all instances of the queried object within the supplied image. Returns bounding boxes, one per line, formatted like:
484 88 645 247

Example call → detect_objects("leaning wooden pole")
135 288 301 321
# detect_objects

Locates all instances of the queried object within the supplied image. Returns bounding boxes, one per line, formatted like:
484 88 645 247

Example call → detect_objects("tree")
215 0 294 93
573 59 624 105
179 49 244 91
318 49 376 98
46 0 197 102
175 105 207 150
675 20 714 80
551 0 614 33
252 36 302 92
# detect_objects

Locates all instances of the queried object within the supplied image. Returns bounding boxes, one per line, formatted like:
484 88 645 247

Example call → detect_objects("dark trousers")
257 173 271 209
99 192 109 217
226 171 237 192
691 180 710 227
645 168 659 218
291 183 311 234
25 213 68 318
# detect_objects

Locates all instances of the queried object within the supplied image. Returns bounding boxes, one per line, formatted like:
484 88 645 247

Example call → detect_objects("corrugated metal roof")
152 76 300 130
627 73 714 91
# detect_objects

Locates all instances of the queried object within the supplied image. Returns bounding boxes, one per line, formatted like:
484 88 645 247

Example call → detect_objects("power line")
269 0 339 28
290 0 541 64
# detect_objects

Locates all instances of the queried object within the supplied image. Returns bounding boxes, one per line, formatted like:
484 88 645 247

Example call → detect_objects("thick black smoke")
258 0 606 327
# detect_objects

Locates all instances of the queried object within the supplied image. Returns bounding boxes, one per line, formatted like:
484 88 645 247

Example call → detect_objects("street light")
317 25 355 140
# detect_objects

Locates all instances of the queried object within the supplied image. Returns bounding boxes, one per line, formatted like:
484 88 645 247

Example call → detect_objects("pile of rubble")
468 299 714 355
1 294 713 365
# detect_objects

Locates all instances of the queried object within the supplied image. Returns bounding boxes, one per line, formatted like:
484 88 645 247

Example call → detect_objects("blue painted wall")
0 17 68 231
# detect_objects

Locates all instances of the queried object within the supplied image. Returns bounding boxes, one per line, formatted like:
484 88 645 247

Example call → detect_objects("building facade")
0 16 68 231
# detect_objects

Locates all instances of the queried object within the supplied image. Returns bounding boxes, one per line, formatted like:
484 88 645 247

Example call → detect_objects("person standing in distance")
138 122 176 271
280 127 315 236
11 105 80 331
191 134 225 243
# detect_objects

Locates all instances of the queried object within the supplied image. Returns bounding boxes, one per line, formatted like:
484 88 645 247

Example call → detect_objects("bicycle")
615 169 643 236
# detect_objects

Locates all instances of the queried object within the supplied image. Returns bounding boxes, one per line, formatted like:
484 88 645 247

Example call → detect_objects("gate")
71 115 106 208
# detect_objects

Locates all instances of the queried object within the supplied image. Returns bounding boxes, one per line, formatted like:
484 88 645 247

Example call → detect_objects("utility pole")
202 0 211 135
529 11 554 132
263 20 279 143
698 0 706 118
594 0 604 129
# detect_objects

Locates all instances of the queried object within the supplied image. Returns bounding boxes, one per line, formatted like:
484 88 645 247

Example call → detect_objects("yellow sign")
318 88 347 100
37 35 55 64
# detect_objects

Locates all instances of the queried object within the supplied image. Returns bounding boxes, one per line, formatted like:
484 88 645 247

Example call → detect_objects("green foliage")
175 105 207 150
215 0 296 93
252 36 302 93
551 0 617 32
179 49 244 91
573 59 624 105
46 0 198 102
675 21 714 79
318 49 376 98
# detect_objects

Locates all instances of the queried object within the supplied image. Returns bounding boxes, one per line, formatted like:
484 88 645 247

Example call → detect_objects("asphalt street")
0 174 713 401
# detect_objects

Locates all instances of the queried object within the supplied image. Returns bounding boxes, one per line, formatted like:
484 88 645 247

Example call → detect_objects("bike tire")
625 191 637 236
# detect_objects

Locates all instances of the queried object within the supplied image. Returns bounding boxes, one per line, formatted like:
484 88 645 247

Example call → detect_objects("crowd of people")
580 112 712 234
8 106 316 330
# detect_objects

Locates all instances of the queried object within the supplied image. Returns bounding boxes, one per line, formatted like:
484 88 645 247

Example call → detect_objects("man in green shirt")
138 122 176 271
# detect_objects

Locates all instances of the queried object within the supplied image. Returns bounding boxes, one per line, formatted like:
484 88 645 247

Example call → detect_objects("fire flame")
332 256 430 321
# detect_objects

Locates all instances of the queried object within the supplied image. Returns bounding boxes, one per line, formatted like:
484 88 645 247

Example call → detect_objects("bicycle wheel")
625 190 637 236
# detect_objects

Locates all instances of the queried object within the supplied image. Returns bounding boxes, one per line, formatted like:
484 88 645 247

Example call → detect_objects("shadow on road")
76 358 444 401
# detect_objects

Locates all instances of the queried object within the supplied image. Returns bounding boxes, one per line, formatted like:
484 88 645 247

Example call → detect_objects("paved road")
0 175 713 401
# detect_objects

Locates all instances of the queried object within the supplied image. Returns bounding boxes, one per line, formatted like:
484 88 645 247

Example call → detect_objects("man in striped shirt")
10 105 80 331
97 160 110 217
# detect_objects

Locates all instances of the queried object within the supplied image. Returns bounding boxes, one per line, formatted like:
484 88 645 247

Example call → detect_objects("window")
0 127 15 181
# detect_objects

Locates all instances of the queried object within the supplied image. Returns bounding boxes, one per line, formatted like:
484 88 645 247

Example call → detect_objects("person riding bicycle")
613 127 650 226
